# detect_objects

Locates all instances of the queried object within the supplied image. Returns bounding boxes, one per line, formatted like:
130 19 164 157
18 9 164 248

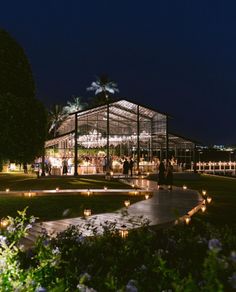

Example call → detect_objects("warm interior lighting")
110 171 114 176
132 183 135 188
87 189 91 196
145 194 149 200
5 188 10 193
124 200 130 207
84 209 91 217
134 190 138 195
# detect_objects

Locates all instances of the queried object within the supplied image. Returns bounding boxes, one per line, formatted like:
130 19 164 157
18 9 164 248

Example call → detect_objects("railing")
191 161 236 175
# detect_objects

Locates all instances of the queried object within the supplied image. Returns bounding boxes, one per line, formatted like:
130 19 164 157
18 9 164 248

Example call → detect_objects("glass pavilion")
45 99 197 175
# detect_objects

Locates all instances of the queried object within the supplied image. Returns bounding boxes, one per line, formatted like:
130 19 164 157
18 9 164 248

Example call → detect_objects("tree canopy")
0 29 46 165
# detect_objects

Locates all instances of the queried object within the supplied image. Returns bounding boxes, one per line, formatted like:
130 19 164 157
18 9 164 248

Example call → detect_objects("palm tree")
87 75 119 105
63 95 88 114
87 75 119 175
48 104 68 138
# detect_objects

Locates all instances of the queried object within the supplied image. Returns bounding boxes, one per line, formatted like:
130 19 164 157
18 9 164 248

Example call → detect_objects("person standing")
166 162 174 190
129 158 134 177
123 158 130 178
158 160 165 189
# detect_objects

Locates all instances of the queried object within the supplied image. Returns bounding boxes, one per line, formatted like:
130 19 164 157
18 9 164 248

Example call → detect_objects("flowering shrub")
0 209 235 291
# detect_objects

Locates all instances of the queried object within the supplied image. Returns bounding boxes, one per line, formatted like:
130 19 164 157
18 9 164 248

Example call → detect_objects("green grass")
173 173 236 227
0 194 143 222
0 172 143 221
0 172 129 191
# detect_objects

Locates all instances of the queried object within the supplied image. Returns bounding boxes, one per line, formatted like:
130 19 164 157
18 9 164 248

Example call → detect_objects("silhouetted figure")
123 158 130 178
158 161 165 189
166 162 173 190
23 163 28 174
129 158 134 177
62 159 68 175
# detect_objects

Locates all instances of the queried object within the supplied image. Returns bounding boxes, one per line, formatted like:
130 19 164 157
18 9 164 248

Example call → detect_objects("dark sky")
1 1 236 145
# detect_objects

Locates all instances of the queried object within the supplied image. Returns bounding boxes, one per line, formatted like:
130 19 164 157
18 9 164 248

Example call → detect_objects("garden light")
201 205 206 212
185 215 191 225
124 200 130 207
0 218 9 229
202 190 207 196
119 224 128 238
183 185 187 190
84 209 91 217
207 197 212 204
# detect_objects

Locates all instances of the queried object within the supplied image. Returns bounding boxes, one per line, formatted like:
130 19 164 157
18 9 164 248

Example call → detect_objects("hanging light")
124 200 130 207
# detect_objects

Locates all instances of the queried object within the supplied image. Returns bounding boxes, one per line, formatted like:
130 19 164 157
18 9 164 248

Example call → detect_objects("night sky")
1 1 236 145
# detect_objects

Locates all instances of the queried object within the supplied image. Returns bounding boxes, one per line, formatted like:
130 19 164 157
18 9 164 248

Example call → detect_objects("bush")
0 209 235 291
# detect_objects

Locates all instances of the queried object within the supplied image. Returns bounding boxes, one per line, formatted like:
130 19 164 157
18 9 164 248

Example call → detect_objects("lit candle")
201 205 206 212
202 190 207 196
207 197 212 204
185 215 191 224
119 224 128 238
84 209 91 217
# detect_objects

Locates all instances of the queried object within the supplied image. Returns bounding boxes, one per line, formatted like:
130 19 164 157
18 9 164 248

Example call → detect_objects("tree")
48 104 68 138
0 29 47 167
63 95 88 114
87 75 119 105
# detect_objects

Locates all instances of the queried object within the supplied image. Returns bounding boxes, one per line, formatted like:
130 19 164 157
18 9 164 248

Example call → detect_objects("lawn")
0 172 129 191
0 172 143 221
173 173 236 227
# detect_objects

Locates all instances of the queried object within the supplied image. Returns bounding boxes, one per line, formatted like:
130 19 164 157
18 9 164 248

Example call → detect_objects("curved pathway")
23 179 203 247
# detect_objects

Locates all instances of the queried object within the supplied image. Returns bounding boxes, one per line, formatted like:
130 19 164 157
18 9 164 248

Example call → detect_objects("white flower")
228 273 236 289
126 279 138 292
208 238 222 252
52 247 60 255
0 235 6 245
230 251 236 263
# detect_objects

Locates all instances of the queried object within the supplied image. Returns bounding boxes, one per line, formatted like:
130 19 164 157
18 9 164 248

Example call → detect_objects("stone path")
23 179 203 247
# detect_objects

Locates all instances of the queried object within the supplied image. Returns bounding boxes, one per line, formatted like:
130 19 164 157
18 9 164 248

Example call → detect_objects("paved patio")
23 179 203 247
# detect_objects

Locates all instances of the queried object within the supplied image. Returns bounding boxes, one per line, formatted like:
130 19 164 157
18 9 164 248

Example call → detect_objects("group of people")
123 157 134 177
157 161 174 190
